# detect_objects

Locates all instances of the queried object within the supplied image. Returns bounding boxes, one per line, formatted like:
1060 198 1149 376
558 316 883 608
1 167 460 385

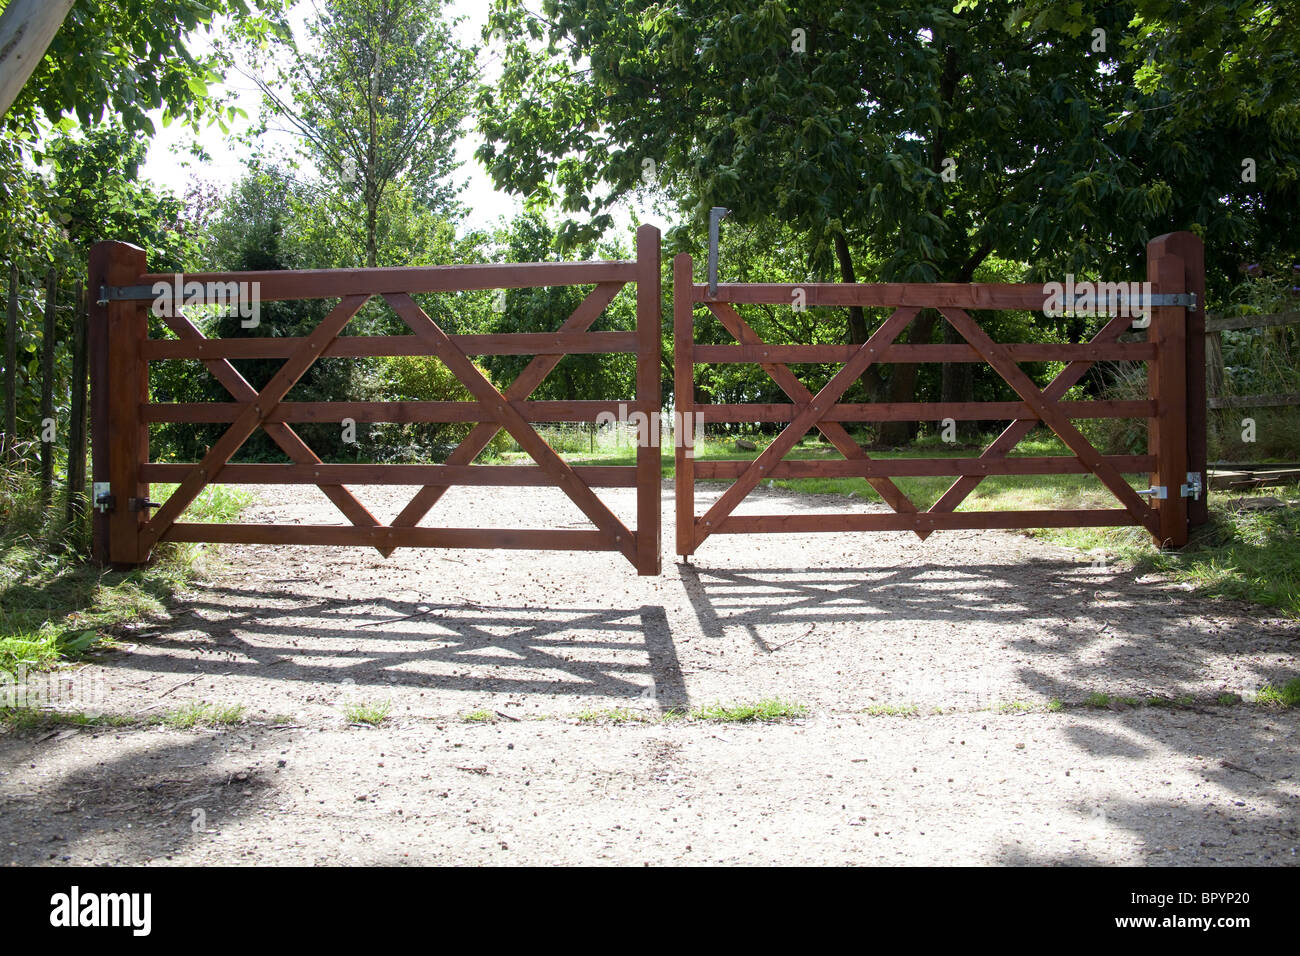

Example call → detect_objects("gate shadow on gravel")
120 585 689 711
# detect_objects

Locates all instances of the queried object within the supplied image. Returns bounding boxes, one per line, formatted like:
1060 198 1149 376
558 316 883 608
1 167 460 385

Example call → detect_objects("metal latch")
129 497 163 513
1137 485 1169 499
93 482 114 513
1181 472 1202 500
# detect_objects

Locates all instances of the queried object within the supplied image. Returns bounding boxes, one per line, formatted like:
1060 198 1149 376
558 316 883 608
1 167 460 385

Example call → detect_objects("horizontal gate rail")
674 231 1205 556
88 226 663 574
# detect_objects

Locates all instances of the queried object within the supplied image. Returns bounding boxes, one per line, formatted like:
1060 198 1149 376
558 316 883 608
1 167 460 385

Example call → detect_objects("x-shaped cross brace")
694 305 922 546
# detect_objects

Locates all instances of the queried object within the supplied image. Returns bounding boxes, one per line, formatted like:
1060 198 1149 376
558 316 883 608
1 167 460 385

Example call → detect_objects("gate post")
88 241 150 566
672 253 695 558
1146 234 1191 548
634 224 662 575
1173 233 1208 528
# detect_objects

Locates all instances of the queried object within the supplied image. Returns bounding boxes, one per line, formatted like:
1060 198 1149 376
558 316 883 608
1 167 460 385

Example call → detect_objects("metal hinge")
93 482 114 513
1181 472 1202 500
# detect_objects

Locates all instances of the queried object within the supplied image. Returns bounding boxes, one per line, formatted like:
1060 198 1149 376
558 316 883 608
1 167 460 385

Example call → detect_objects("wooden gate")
88 224 663 575
673 232 1206 556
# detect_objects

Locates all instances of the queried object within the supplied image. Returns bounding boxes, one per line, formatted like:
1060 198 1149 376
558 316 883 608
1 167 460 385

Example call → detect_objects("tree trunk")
365 192 379 268
833 232 884 402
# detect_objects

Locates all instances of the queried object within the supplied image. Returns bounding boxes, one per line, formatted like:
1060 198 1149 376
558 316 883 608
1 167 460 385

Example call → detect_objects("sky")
140 0 530 233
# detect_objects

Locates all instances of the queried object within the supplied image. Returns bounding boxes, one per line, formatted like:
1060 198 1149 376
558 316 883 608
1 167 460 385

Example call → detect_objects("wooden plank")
1147 235 1190 547
717 510 1140 533
692 342 1155 364
697 282 1057 310
939 306 1158 534
384 292 637 565
693 455 1155 479
674 254 696 556
695 307 919 543
141 399 629 424
154 308 386 552
162 523 611 550
140 462 638 487
140 295 370 552
135 261 636 302
3 262 15 464
383 282 625 553
704 301 923 538
701 400 1156 423
141 330 639 360
1205 311 1300 332
102 244 150 564
0 0 76 118
1207 392 1300 410
922 311 1141 537
634 223 662 575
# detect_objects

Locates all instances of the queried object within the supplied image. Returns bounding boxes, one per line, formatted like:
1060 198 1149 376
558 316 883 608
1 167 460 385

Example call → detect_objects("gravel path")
2 482 1297 865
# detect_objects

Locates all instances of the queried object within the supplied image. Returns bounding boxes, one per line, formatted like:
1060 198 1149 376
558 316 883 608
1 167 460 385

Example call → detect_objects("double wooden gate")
88 225 663 575
89 228 1204 576
673 231 1206 556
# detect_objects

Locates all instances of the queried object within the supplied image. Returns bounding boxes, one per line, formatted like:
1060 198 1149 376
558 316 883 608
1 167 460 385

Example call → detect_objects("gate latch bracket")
1137 485 1169 500
93 482 114 513
1181 472 1203 500
129 497 163 513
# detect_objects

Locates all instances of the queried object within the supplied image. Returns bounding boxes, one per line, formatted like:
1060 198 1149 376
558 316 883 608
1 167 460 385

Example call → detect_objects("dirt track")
2 482 1297 865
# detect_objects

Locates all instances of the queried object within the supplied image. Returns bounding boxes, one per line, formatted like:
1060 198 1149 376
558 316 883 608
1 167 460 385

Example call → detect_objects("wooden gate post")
88 241 150 566
672 253 695 558
1147 234 1191 547
635 223 662 575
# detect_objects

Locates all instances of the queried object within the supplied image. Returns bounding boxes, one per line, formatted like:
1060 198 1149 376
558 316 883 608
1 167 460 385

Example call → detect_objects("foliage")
244 0 476 265
3 0 286 140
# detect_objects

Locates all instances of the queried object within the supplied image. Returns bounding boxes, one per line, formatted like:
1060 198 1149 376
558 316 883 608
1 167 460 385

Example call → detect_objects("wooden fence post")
1147 234 1190 547
88 241 150 566
673 253 695 558
1178 233 1208 528
39 267 56 508
635 223 662 576
66 281 88 534
3 262 15 464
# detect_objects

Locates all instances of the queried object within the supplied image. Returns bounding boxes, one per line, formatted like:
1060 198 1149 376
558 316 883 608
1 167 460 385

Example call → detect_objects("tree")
479 0 1300 441
3 0 284 140
246 0 477 266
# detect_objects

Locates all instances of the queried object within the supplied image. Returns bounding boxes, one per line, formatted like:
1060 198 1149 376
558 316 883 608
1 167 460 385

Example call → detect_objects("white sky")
139 0 655 240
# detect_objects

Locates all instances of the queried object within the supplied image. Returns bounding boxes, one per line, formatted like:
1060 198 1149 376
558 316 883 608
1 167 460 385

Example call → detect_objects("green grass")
162 702 247 729
1083 692 1112 708
0 474 252 675
1255 678 1300 708
689 698 807 722
868 702 918 716
462 708 495 722
344 699 392 725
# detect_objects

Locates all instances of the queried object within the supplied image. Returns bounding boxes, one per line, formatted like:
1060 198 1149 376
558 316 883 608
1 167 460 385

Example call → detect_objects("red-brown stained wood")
673 254 697 557
698 282 1078 310
382 282 625 551
692 343 1155 363
701 400 1155 423
140 462 638 487
142 399 630 424
635 223 662 575
141 330 639 360
717 510 1140 534
136 260 636 301
163 524 611 550
693 455 1155 479
1147 235 1190 547
140 295 370 552
90 242 149 564
384 292 636 564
